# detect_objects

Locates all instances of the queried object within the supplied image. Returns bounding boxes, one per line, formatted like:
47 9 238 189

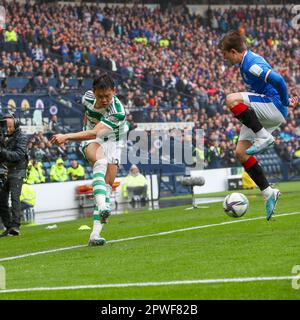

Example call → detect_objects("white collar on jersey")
240 50 248 68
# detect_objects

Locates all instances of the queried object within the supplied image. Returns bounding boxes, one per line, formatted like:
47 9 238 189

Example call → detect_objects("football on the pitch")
223 193 249 218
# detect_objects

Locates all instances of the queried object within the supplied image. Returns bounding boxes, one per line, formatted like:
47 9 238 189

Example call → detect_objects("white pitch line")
108 211 300 244
1 276 300 294
0 211 300 263
0 245 86 263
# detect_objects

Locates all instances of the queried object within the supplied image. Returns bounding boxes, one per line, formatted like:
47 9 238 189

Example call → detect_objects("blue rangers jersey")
240 50 289 118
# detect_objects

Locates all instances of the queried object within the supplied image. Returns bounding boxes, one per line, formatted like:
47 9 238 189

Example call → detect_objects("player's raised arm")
50 122 112 146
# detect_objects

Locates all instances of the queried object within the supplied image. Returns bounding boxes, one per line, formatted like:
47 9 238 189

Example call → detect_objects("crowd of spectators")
0 1 299 171
25 115 86 183
27 130 68 162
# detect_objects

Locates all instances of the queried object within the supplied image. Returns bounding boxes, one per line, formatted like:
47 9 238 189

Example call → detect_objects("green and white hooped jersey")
82 90 126 141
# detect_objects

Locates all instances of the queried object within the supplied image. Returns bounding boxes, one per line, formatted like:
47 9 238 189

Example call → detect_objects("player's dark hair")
92 73 115 90
218 30 246 53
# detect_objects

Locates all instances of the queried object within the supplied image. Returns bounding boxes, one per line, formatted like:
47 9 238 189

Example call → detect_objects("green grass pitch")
0 181 300 300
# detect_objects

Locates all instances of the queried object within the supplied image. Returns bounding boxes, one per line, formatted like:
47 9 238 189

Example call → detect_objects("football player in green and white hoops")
51 73 128 246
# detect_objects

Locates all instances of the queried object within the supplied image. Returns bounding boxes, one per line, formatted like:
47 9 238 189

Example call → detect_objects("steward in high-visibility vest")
4 27 17 42
67 160 85 181
122 165 147 198
20 184 36 207
50 158 68 182
159 38 170 47
295 150 300 158
133 36 148 45
193 147 205 166
25 160 46 184
233 135 239 145
34 161 46 183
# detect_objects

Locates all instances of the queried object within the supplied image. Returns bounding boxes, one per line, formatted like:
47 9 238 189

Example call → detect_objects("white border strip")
1 276 300 294
264 69 272 83
0 211 299 263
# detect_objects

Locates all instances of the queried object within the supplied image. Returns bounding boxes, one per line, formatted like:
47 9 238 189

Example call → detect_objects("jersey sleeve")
247 62 271 82
248 62 289 106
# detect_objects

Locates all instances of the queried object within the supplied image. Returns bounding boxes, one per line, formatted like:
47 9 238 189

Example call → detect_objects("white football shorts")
239 92 286 142
79 138 121 166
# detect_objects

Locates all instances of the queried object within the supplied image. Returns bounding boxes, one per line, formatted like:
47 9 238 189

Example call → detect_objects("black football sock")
231 103 263 133
242 156 269 191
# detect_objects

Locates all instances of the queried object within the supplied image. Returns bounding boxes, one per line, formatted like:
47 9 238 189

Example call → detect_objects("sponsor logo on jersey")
107 115 119 124
249 64 263 77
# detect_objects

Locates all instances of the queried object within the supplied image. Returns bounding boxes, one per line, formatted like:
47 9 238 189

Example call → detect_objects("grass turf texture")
0 181 300 300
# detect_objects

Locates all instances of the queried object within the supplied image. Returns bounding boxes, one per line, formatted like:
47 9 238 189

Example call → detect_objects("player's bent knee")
225 94 236 107
226 93 244 109
93 158 108 170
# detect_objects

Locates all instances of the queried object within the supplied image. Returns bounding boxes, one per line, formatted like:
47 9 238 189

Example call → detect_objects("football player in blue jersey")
219 30 298 220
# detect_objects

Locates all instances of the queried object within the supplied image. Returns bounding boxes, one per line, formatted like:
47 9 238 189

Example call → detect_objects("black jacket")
0 127 28 178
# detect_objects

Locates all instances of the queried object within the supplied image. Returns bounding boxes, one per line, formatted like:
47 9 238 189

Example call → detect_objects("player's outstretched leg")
227 94 274 155
236 141 280 220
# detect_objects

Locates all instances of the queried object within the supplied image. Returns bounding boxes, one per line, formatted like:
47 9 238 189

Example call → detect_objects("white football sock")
106 184 112 211
90 221 103 239
92 159 108 212
90 205 104 239
256 128 270 139
262 186 273 200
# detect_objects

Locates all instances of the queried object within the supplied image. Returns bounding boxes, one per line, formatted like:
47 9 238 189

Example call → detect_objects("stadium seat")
86 167 92 173
82 79 93 89
87 172 93 179
7 77 29 90
64 160 71 167
45 168 51 177
48 78 57 87
88 53 96 66
43 162 51 169
68 78 79 88
68 153 77 160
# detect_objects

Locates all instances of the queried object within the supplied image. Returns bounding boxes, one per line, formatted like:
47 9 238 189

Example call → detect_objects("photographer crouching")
0 113 28 237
